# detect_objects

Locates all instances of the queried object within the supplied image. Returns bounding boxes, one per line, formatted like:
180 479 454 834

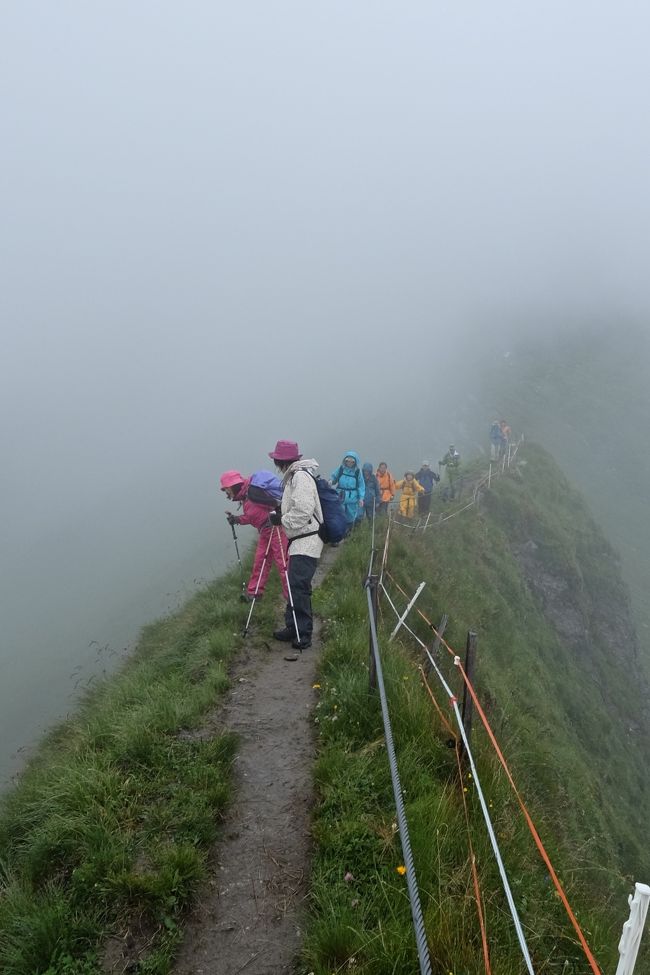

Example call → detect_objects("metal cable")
366 586 433 975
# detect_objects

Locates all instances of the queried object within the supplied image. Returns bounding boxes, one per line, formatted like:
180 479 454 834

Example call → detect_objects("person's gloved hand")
226 512 241 525
269 509 282 526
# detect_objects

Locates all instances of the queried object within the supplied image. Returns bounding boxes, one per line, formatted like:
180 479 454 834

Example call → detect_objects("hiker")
331 451 365 529
500 420 512 457
268 440 323 652
414 461 439 516
489 420 503 461
439 445 461 500
361 462 382 521
376 461 396 515
220 471 289 602
395 472 424 519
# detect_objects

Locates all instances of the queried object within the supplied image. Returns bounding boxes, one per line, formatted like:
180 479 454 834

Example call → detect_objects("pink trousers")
248 526 289 599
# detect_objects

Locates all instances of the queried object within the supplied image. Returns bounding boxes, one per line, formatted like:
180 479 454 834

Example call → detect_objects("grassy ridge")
2 444 647 974
0 553 280 974
304 445 649 974
478 327 650 654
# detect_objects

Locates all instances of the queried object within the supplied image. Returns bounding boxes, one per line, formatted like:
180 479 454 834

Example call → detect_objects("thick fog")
3 1 650 781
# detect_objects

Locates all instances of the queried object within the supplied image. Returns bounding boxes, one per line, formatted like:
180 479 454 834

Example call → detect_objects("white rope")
450 694 535 975
422 640 536 974
380 576 536 973
381 581 457 696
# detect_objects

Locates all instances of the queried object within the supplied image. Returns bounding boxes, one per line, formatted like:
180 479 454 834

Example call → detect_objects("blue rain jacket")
362 464 382 512
415 467 437 493
331 450 365 523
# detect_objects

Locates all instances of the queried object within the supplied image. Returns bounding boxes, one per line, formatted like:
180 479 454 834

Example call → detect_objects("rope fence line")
361 438 647 973
447 691 537 973
455 656 603 975
454 732 492 975
375 471 607 975
386 436 525 534
379 574 536 974
419 663 491 974
388 557 602 966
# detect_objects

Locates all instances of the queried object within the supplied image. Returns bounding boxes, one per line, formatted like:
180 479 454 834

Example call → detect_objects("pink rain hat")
220 470 244 490
268 439 302 462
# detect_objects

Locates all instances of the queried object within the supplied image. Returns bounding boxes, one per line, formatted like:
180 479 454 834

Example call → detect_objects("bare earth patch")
172 548 338 975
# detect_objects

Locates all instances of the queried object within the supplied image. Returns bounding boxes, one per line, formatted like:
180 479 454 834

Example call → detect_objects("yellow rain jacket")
395 478 424 518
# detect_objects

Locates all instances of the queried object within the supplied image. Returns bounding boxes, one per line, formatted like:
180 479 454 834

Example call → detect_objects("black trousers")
418 493 432 515
284 554 318 640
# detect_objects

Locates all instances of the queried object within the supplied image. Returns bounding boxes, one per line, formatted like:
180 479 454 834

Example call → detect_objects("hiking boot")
292 638 311 651
240 592 258 603
273 627 295 642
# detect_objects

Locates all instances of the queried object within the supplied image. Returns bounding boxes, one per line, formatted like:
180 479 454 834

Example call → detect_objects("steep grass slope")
477 326 650 650
305 443 649 974
0 555 282 975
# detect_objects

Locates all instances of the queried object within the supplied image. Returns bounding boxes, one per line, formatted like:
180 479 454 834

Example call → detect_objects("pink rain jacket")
234 479 273 533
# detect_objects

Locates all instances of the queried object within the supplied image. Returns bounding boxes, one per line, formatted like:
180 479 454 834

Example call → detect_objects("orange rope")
385 568 602 975
421 668 490 973
456 662 602 975
419 667 457 740
455 743 492 975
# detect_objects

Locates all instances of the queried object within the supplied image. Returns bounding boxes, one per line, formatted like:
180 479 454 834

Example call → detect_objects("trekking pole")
242 528 275 637
276 526 301 645
229 521 245 593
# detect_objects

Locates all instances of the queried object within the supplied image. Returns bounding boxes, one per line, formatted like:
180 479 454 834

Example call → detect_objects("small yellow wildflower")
396 865 407 876
312 683 321 689
463 787 468 793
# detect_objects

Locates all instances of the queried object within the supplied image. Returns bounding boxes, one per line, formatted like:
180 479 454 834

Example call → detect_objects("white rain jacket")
281 459 324 559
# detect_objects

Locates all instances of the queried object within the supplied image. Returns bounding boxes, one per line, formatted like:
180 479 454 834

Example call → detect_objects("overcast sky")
2 1 650 777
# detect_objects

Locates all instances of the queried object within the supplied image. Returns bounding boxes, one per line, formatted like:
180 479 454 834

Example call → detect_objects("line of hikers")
218 423 514 657
218 442 464 656
351 454 460 519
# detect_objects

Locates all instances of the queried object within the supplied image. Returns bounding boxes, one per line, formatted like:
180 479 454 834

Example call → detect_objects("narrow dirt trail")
173 547 338 975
